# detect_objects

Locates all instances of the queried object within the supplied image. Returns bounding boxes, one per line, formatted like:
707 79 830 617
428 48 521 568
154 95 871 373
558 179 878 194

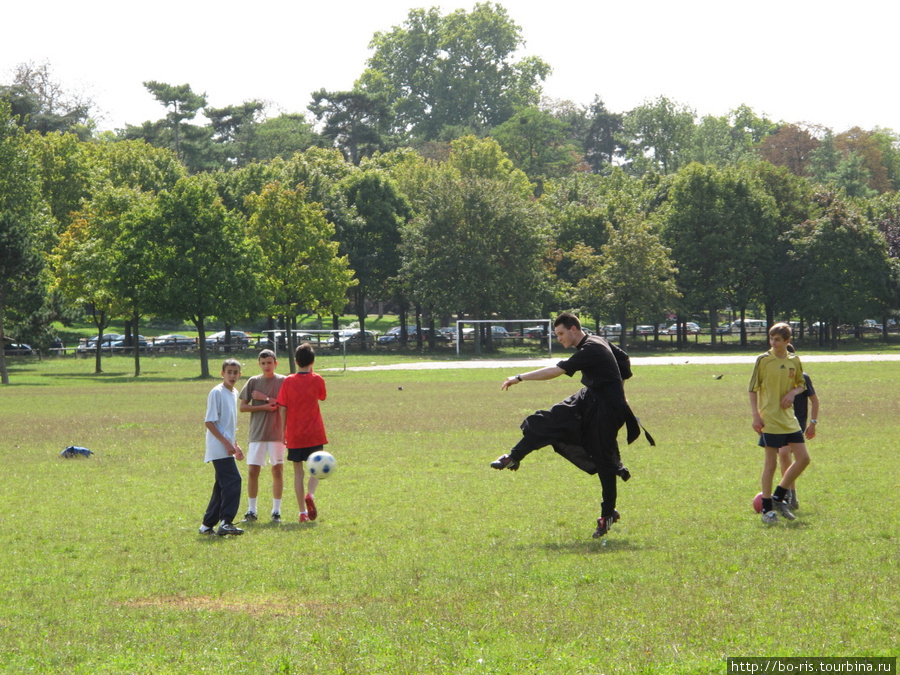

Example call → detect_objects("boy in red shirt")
276 343 328 523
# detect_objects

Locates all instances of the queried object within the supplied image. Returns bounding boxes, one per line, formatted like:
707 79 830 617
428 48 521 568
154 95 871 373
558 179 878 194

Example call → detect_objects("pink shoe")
299 512 310 523
305 493 317 521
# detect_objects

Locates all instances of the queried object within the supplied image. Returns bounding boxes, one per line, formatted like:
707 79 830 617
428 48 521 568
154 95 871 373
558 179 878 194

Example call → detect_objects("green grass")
0 359 897 674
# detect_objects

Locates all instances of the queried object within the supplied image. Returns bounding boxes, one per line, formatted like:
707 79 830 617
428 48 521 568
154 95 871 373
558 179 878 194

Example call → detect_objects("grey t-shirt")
239 374 285 443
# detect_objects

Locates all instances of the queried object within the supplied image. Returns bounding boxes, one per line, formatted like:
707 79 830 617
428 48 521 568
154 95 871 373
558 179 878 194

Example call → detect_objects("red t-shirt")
276 371 327 448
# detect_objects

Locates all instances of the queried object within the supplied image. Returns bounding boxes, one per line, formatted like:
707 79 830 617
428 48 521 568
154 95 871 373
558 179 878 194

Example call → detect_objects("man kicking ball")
492 312 653 538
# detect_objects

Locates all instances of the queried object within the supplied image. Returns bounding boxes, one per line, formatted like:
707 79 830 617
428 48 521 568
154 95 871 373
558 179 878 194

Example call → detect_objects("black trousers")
511 387 626 517
202 457 242 527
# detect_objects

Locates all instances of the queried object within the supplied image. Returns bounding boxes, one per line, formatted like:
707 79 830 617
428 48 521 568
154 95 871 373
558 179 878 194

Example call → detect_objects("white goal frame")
454 319 554 358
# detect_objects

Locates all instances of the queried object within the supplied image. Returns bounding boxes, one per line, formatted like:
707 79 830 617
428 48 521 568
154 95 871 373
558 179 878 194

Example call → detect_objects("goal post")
454 319 554 358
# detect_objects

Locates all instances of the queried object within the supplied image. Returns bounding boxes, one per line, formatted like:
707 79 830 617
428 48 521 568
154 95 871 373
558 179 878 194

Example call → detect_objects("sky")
3 0 897 134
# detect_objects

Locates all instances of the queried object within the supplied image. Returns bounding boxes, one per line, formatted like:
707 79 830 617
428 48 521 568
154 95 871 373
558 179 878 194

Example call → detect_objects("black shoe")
592 510 620 539
199 526 216 535
490 454 520 471
217 522 244 536
271 512 281 523
242 511 258 522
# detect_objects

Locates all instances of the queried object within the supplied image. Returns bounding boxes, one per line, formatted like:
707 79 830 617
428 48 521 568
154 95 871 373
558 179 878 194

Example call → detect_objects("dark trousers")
511 387 626 517
202 457 242 527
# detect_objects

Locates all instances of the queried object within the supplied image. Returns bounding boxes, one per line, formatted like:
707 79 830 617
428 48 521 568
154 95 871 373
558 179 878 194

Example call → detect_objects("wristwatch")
809 419 817 424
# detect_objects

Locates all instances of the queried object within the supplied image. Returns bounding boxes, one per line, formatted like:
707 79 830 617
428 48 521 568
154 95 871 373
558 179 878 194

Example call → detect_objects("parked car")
600 324 622 337
861 319 882 332
523 325 549 339
4 342 34 356
110 335 149 352
205 330 251 351
489 326 512 339
728 319 767 335
666 322 701 335
76 333 124 353
635 325 655 336
152 334 197 351
327 330 378 347
377 326 416 344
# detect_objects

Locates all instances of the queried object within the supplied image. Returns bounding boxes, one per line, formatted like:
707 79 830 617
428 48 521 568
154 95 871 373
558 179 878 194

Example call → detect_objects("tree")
251 113 321 162
658 163 777 345
246 181 355 367
569 218 679 347
361 2 550 140
582 96 626 173
756 124 819 176
340 170 411 345
0 61 95 139
205 100 265 166
788 192 893 346
153 174 263 378
401 165 547 342
492 106 579 196
51 188 141 374
624 96 696 175
122 82 215 172
0 102 50 384
308 88 390 165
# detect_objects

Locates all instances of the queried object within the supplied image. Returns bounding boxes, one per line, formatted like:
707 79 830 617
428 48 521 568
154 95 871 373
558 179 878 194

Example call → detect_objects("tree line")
1 3 899 383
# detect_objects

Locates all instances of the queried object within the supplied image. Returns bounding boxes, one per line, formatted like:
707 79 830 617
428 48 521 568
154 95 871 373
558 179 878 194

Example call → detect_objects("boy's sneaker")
592 510 620 538
199 526 216 535
771 498 796 520
271 512 281 523
490 454 520 471
788 489 799 510
299 513 310 523
305 494 317 521
217 522 244 536
242 511 258 522
761 510 778 525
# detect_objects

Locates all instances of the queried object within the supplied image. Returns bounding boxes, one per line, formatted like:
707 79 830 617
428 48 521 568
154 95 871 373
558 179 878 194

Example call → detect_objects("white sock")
248 498 257 513
200 524 213 532
272 498 282 514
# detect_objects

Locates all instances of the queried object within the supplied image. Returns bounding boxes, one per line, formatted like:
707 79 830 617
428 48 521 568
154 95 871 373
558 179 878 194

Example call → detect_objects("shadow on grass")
543 536 646 554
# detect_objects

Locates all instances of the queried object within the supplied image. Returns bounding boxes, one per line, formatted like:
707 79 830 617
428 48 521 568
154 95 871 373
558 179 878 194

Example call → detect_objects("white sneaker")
761 510 778 525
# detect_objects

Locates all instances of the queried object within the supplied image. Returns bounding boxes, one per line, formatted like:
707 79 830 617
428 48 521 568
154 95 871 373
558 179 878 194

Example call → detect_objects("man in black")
493 312 651 538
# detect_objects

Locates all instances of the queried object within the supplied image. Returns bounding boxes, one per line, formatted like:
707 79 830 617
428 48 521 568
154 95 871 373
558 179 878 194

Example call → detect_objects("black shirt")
557 334 632 391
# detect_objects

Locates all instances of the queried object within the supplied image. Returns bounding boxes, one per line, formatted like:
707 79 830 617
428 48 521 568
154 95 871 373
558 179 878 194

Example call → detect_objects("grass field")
0 355 897 674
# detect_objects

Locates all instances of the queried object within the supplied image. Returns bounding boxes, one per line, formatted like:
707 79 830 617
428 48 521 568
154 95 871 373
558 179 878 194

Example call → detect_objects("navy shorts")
758 431 804 448
287 445 324 462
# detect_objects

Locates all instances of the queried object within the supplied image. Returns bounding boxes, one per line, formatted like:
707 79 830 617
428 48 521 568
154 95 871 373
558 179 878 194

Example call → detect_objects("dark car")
523 325 549 339
152 334 197 351
205 330 251 351
327 330 378 347
76 333 124 354
110 335 149 352
4 342 34 356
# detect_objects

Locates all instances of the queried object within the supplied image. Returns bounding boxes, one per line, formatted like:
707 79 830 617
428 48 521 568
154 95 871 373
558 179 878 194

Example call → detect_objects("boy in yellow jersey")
748 322 810 524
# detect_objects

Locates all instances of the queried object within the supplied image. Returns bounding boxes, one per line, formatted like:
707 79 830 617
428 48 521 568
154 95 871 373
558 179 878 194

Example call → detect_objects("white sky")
3 0 896 134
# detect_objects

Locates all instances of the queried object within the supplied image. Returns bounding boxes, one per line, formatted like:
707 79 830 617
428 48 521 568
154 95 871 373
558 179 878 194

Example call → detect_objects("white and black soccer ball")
307 450 336 478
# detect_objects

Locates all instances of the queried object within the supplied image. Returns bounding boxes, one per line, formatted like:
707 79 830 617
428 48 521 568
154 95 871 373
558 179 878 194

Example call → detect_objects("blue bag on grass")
61 446 93 458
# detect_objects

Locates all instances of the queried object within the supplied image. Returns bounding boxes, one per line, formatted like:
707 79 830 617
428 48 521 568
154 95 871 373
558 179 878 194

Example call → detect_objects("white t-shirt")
204 383 239 462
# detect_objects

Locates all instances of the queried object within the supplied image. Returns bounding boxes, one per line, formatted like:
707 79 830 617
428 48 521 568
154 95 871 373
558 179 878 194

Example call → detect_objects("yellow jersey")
748 351 806 434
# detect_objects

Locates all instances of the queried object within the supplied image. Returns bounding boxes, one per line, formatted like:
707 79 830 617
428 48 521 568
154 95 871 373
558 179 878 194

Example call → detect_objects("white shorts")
246 441 286 467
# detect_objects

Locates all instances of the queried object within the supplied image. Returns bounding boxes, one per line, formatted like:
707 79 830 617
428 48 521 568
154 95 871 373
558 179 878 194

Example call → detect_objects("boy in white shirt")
199 359 245 536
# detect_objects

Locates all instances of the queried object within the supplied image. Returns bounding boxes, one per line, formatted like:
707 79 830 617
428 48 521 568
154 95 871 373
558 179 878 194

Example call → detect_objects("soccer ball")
307 450 336 478
752 492 763 514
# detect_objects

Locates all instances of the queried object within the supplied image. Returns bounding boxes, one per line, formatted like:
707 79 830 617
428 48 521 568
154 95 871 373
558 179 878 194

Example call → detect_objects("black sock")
762 497 773 512
773 486 788 502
